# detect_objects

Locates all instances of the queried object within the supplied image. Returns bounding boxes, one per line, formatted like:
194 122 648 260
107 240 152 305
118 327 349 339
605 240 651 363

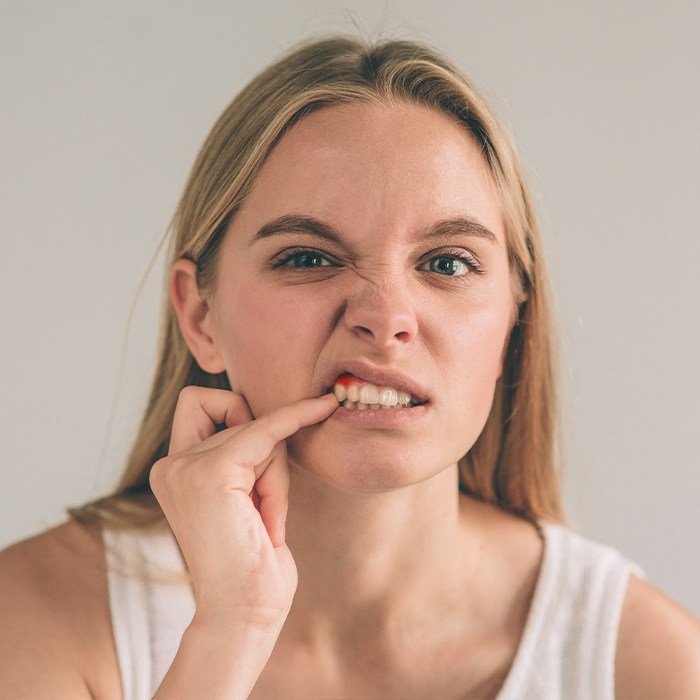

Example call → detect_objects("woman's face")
208 101 516 491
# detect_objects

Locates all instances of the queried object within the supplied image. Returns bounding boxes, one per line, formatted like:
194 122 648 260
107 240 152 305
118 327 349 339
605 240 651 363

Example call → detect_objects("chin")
287 438 438 493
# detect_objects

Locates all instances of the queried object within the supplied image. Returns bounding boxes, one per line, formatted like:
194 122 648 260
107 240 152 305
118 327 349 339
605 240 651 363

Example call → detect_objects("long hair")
68 33 570 545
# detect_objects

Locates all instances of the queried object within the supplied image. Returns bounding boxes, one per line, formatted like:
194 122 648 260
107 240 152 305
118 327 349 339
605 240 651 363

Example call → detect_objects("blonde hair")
68 33 570 552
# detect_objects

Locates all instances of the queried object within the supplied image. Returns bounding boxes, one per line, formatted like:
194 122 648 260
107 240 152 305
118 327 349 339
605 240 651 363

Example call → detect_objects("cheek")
445 304 510 419
222 284 326 404
454 311 507 375
242 284 327 350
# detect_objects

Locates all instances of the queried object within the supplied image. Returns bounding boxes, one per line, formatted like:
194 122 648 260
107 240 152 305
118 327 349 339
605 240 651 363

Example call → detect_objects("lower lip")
327 401 432 427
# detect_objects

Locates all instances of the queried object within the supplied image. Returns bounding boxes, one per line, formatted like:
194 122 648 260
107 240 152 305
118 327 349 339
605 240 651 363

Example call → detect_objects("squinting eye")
274 249 334 270
272 247 485 278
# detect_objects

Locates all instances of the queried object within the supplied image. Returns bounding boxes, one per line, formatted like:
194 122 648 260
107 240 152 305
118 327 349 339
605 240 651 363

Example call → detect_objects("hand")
149 386 338 631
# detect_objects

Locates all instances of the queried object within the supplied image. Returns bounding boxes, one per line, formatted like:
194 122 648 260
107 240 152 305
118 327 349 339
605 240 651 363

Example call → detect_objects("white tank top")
102 520 645 699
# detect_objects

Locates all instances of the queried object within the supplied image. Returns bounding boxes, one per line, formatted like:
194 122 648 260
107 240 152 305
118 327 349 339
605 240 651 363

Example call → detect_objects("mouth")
324 372 430 408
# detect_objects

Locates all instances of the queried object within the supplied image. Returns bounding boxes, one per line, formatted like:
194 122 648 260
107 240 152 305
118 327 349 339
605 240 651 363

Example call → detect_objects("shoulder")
0 518 107 618
615 572 700 699
0 519 118 698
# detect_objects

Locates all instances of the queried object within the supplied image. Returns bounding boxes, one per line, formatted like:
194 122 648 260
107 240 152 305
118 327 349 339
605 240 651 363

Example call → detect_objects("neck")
280 462 492 660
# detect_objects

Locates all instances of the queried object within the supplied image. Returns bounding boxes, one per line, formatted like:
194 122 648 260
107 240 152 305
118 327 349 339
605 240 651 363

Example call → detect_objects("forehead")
233 100 504 246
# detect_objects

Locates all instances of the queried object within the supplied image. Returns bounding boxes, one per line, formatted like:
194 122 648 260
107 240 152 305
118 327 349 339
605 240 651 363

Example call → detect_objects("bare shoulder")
0 519 120 699
615 572 700 699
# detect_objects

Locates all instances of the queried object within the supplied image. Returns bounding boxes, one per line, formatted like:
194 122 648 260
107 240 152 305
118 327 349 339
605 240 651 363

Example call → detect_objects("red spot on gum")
334 373 359 388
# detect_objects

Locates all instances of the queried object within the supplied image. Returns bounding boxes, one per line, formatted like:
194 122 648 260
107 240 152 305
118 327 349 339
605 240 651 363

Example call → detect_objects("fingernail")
278 523 285 544
321 392 337 400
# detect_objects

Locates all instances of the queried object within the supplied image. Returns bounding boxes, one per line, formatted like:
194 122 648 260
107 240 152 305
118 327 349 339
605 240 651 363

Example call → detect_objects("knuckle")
150 457 165 479
163 454 188 483
178 385 200 402
149 459 166 490
187 459 253 495
232 465 256 493
151 455 185 489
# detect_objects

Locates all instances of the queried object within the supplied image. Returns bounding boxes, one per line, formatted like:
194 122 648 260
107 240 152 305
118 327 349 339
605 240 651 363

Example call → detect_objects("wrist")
187 609 284 641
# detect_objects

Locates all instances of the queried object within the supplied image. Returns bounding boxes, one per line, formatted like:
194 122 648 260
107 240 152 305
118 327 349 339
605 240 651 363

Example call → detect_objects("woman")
1 34 698 699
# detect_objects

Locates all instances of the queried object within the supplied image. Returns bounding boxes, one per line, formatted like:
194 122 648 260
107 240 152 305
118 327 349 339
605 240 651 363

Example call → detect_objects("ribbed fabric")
102 526 196 700
496 523 645 700
102 520 645 700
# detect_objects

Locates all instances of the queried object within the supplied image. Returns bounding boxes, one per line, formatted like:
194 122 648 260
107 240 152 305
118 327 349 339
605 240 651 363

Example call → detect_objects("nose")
342 279 419 348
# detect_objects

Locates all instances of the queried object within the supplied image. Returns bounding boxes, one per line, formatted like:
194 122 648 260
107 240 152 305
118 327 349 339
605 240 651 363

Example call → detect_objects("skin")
170 100 538 689
1 97 699 700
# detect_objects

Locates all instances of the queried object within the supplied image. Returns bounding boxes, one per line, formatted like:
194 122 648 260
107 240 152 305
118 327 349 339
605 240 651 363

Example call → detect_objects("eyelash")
272 247 486 278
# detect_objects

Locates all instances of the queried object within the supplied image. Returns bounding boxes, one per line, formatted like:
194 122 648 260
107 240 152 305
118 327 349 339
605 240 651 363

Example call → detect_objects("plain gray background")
1 1 698 616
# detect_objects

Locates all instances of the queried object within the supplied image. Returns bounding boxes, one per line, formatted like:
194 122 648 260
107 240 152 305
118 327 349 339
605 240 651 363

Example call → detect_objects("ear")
169 258 226 374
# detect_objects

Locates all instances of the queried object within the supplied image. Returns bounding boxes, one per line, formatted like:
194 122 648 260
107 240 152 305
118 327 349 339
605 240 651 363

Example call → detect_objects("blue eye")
272 247 485 277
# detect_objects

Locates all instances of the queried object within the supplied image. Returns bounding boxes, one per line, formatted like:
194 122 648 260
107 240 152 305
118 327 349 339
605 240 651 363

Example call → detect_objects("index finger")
217 393 339 473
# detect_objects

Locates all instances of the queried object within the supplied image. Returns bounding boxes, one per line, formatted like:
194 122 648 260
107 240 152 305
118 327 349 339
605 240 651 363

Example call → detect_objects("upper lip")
323 359 432 404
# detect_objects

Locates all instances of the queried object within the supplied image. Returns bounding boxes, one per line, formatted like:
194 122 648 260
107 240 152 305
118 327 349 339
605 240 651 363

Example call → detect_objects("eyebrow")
247 214 499 250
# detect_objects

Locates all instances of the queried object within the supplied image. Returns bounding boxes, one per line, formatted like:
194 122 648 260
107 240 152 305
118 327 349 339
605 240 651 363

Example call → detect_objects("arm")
0 542 93 700
615 573 700 699
152 615 281 700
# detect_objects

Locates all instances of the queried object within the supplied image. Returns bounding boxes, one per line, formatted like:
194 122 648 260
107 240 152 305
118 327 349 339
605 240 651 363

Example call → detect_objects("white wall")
1 1 698 615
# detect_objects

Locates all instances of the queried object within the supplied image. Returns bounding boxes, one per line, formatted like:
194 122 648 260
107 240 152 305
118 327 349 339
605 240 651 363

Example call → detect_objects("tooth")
333 377 420 407
378 387 399 406
358 384 380 404
397 391 411 405
340 398 416 411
